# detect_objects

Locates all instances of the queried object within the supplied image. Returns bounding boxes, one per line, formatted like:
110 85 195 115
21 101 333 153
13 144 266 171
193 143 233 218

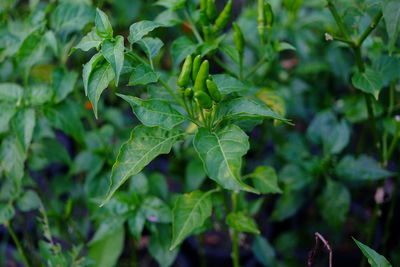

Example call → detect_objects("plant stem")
6 224 30 267
184 8 203 43
326 0 350 40
239 56 244 81
230 191 240 267
244 54 268 80
213 56 238 78
357 10 383 46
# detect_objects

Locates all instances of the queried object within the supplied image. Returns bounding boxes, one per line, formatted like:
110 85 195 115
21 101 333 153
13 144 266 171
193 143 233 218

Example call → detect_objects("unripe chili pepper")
194 91 212 109
214 0 232 32
192 55 202 81
206 0 218 21
258 0 266 42
194 60 209 93
206 79 222 102
232 23 244 55
185 87 194 99
200 0 207 10
177 55 192 87
264 2 274 27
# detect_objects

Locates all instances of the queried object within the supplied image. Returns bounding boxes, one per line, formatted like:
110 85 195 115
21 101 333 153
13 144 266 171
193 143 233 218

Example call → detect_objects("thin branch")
307 232 333 267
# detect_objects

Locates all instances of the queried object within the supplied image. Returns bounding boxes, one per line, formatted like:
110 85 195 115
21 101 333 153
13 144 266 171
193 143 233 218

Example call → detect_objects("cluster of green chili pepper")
257 0 274 44
199 0 232 41
177 54 222 129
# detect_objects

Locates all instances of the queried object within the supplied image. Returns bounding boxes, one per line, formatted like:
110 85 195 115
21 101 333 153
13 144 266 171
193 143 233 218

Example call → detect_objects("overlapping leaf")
193 125 257 193
103 125 185 205
118 94 186 130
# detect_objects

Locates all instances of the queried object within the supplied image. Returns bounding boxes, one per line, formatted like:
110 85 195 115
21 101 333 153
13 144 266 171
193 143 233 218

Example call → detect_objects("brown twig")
307 232 333 267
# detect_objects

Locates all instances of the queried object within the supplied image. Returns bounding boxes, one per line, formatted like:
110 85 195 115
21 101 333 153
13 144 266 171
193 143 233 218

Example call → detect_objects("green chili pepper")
232 23 244 55
200 0 207 10
192 55 202 81
214 0 232 32
184 87 194 99
194 60 209 93
258 0 266 42
206 79 222 102
177 55 193 87
264 2 274 27
194 91 212 109
206 0 218 21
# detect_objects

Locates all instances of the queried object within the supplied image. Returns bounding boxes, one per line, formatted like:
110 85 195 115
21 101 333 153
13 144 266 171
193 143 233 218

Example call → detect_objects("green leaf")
11 108 35 152
102 35 124 86
17 190 41 212
252 236 276 266
16 31 46 72
155 0 186 10
148 173 168 200
43 101 85 143
0 104 16 134
128 211 145 240
353 238 392 267
352 69 384 100
128 21 164 44
226 211 260 234
88 225 124 267
129 173 149 195
212 74 250 95
128 64 160 86
317 179 350 228
373 56 400 85
336 155 393 181
0 136 25 180
102 126 185 205
26 84 53 106
138 37 164 60
171 36 197 66
381 0 400 51
246 166 282 194
0 83 23 104
193 125 258 193
141 196 172 223
83 52 104 96
71 28 102 53
95 8 113 38
219 97 290 124
87 61 115 118
0 203 15 225
270 190 305 221
184 159 207 192
170 190 214 250
118 94 186 130
52 68 78 103
307 111 350 155
149 224 179 267
278 42 296 51
220 45 240 64
50 2 94 33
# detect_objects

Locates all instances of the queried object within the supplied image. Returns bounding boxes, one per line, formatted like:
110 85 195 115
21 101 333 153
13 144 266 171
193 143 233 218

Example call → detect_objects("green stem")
184 8 204 43
326 0 350 40
239 56 244 81
357 10 383 46
230 191 240 267
213 56 238 78
244 54 268 80
353 45 365 72
6 224 30 267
